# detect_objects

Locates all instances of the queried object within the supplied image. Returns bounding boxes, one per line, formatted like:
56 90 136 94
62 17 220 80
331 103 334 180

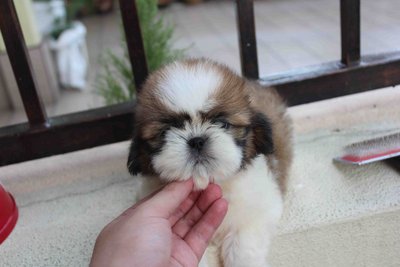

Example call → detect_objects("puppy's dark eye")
171 120 184 129
222 121 231 129
161 116 186 129
214 118 231 129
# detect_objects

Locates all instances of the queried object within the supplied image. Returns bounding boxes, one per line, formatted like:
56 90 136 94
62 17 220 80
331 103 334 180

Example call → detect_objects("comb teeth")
335 132 400 165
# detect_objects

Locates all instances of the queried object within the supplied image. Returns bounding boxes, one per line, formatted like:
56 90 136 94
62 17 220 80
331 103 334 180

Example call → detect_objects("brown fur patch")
247 82 293 193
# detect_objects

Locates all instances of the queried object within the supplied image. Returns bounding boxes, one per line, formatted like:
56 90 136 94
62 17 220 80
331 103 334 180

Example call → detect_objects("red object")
341 148 400 165
0 184 18 244
335 132 400 165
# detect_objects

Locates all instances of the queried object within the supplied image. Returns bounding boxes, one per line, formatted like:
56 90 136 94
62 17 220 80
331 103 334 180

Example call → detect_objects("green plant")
97 0 186 105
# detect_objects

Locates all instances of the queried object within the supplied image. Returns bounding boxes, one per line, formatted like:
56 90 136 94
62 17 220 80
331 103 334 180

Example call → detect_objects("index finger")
142 179 194 218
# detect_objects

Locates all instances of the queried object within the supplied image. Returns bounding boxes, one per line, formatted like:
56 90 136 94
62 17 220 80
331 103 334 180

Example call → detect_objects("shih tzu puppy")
127 58 292 267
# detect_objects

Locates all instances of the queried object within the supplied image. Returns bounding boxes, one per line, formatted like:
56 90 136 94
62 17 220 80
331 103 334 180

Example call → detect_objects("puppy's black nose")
188 137 206 151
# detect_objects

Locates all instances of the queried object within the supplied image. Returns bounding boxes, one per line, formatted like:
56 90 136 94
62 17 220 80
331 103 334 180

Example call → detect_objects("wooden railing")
0 0 399 166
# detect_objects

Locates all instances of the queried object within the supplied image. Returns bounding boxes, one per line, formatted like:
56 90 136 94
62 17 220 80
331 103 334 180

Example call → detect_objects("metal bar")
0 0 47 126
340 0 361 66
236 0 259 79
0 102 135 166
119 0 149 91
260 51 400 106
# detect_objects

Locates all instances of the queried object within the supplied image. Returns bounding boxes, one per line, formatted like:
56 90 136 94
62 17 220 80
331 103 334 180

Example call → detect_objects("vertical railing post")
340 0 361 66
236 0 259 79
0 0 47 126
119 0 149 92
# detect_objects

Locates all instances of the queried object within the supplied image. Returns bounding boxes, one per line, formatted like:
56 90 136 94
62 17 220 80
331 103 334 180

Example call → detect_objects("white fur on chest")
216 155 283 238
203 155 283 267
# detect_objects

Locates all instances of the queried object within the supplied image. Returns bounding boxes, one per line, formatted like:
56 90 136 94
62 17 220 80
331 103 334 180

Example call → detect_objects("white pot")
49 21 89 90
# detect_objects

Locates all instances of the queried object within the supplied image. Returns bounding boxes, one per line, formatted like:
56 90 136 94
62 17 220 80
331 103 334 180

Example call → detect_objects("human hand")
90 179 228 267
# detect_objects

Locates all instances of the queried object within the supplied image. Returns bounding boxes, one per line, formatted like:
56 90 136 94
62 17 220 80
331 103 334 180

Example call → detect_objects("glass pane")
361 0 400 55
163 0 340 77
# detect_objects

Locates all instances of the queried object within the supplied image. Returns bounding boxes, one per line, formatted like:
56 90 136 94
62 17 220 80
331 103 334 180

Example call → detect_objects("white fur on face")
156 61 222 115
152 120 243 190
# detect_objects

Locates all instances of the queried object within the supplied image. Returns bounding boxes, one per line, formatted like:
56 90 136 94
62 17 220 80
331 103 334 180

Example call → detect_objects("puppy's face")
128 59 273 189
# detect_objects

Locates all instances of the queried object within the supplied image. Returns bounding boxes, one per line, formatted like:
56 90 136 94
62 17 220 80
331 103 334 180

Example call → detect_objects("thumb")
143 179 194 218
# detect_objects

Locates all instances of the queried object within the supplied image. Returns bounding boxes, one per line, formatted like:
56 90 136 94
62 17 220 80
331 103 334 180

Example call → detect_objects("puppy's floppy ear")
251 112 274 155
127 133 142 175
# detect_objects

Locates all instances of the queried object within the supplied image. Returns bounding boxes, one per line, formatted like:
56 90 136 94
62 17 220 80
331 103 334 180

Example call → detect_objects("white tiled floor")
1 0 399 127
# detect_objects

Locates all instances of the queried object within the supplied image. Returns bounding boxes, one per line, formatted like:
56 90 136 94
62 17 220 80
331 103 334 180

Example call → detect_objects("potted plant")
97 0 186 104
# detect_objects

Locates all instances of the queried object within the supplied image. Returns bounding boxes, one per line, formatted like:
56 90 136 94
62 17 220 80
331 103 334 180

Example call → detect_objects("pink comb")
334 132 400 165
